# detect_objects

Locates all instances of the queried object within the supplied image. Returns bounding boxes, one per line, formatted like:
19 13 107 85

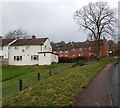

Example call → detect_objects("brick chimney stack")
103 37 106 41
32 34 36 39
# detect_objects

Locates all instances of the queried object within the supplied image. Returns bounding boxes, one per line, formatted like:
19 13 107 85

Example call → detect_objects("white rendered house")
0 35 58 65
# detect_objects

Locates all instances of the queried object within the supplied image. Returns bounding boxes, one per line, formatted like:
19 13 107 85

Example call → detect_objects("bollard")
38 73 40 81
19 79 23 91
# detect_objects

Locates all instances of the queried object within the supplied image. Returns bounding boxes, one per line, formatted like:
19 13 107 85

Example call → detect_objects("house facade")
0 35 58 65
53 37 109 58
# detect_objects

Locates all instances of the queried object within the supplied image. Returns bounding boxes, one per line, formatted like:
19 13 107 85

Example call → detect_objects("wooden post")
49 69 52 76
19 79 23 91
38 73 40 81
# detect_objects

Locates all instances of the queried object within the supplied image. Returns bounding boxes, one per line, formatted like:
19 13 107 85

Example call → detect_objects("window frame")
14 46 18 50
14 56 22 61
31 55 39 60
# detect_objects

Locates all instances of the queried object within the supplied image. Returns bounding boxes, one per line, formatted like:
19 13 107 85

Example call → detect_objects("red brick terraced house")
52 37 109 58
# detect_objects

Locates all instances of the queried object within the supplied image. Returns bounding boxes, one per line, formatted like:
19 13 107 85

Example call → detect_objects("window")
65 55 68 57
60 51 62 53
0 56 4 59
0 46 3 50
14 46 18 49
60 55 63 57
14 56 22 61
89 53 92 56
79 54 83 56
31 55 39 60
73 54 76 57
45 45 47 49
72 49 76 51
89 47 92 50
44 53 46 56
26 45 30 49
79 48 83 51
65 51 68 53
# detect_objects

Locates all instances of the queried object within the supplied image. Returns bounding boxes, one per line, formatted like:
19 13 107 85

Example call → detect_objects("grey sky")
0 0 119 42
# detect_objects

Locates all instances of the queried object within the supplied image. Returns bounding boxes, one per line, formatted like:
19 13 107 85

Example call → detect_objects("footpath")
72 62 115 106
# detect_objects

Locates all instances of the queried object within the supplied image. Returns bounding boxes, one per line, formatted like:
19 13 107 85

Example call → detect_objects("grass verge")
3 57 114 106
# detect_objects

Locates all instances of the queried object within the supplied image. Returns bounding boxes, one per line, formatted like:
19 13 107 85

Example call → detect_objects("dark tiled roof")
11 38 48 46
53 40 105 51
2 39 15 46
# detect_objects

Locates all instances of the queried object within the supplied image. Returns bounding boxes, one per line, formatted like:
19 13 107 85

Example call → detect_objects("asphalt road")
109 60 120 107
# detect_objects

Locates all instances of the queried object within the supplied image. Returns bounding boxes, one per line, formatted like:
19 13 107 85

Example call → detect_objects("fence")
2 63 74 98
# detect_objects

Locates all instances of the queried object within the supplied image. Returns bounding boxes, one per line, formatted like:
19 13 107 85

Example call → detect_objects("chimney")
86 39 89 43
103 37 106 41
32 34 36 39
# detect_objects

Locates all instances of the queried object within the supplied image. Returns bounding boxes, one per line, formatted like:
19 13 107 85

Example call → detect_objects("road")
109 60 120 107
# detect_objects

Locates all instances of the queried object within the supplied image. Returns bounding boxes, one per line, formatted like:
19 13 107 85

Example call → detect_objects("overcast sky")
0 0 119 42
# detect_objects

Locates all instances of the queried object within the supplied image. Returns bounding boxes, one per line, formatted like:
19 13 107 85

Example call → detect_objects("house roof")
2 39 15 46
53 40 105 51
11 38 48 46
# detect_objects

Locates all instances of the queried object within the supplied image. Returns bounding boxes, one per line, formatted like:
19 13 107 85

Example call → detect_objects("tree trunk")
96 40 100 60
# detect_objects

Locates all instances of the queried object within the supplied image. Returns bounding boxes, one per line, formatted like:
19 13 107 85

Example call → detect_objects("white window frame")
65 51 68 53
79 48 83 51
73 54 76 57
72 49 76 51
79 54 83 56
14 56 22 61
65 55 68 57
26 45 30 49
89 47 92 50
60 55 63 57
0 46 3 50
31 55 39 60
14 46 18 50
89 53 92 56
60 51 62 53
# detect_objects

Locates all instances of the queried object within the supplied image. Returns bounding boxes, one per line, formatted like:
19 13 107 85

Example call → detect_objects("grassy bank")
2 63 73 98
3 57 114 106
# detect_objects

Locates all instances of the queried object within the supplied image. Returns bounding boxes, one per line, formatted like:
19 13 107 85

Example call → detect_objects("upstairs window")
72 49 76 51
60 51 62 53
79 48 83 51
26 45 30 49
0 46 3 50
14 46 18 50
65 51 68 53
31 55 39 60
89 53 92 56
89 47 92 50
14 56 22 61
45 45 47 49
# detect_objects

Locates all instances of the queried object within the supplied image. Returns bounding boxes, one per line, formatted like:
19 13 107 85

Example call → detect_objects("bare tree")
74 2 117 59
4 29 30 39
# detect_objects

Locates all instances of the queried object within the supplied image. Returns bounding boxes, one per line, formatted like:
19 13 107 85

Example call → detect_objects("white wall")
38 53 58 65
9 45 41 65
8 39 58 65
0 46 8 58
42 39 52 52
51 53 58 63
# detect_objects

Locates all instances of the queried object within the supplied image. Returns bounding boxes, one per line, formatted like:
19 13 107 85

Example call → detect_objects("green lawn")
2 63 73 98
3 57 114 106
